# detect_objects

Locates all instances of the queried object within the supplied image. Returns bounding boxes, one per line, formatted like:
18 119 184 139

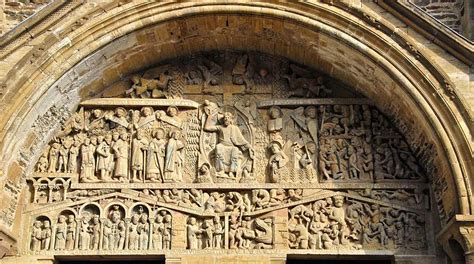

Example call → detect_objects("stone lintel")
257 98 373 108
80 98 200 109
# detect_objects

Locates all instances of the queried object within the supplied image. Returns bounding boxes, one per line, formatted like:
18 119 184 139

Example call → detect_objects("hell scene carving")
23 51 432 255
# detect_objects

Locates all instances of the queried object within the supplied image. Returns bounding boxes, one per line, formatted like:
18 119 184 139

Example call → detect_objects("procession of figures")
26 51 431 255
34 102 424 184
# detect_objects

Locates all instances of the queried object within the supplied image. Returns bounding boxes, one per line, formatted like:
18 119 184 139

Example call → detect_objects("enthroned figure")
203 107 254 179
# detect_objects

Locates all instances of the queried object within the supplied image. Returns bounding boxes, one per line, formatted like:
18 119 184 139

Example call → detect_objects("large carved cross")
187 84 272 105
187 84 245 105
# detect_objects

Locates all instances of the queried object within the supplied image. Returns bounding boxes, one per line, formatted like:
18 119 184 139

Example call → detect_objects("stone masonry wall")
412 0 465 33
0 0 469 38
0 0 51 36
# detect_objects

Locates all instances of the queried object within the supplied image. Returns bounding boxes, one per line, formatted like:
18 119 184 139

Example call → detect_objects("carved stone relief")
22 51 433 256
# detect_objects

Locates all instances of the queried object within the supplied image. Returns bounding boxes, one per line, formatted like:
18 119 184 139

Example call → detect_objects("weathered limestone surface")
0 1 472 264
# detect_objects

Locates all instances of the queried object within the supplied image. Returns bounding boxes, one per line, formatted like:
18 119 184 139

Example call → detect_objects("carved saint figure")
106 107 129 129
299 141 317 182
68 140 80 173
163 214 172 249
79 214 91 250
113 132 129 182
152 215 164 250
291 106 318 144
132 130 149 182
138 213 150 250
90 215 100 250
37 153 49 172
65 214 76 250
204 108 254 178
80 138 97 182
48 143 60 172
31 220 43 251
128 214 140 250
135 107 156 130
213 216 224 249
164 130 185 182
268 141 289 183
55 215 67 250
147 128 166 182
268 106 283 132
58 138 70 173
42 220 52 251
96 135 112 181
107 206 126 250
187 217 202 249
196 163 213 183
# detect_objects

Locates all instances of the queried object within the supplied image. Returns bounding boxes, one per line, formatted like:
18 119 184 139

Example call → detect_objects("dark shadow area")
287 258 393 264
59 259 164 264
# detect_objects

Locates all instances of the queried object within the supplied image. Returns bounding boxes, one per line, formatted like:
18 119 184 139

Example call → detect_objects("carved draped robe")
96 141 110 171
215 125 249 173
164 138 185 182
147 138 166 180
81 144 95 180
132 138 149 171
113 139 129 178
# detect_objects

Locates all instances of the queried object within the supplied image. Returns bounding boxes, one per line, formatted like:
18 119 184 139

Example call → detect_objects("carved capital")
437 215 474 261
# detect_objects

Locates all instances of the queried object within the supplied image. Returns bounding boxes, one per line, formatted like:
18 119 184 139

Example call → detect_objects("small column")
124 218 130 250
99 218 105 251
73 218 80 250
437 215 474 264
224 212 229 249
47 184 53 203
32 183 39 203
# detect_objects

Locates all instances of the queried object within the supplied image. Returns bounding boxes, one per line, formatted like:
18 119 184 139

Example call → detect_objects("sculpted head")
333 195 344 207
34 220 42 228
167 106 179 117
306 141 317 154
199 163 210 175
141 107 153 117
92 109 102 118
154 128 165 139
132 214 139 224
169 130 181 140
155 215 163 223
136 130 144 140
164 214 172 222
58 215 66 223
268 106 282 119
270 141 282 154
115 107 127 118
223 112 235 126
131 75 141 84
112 132 120 141
305 106 317 119
67 214 75 223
